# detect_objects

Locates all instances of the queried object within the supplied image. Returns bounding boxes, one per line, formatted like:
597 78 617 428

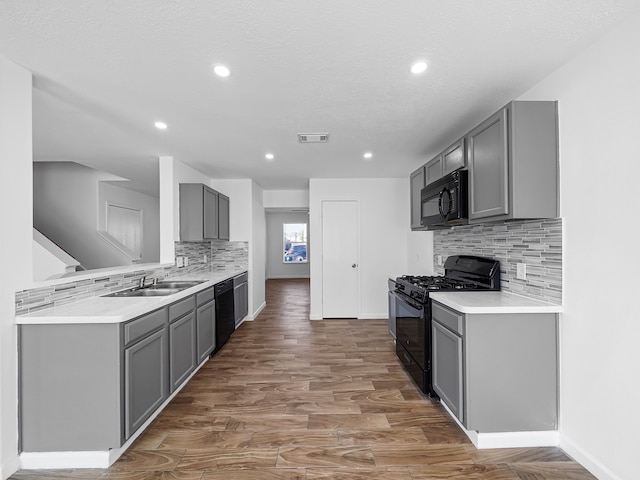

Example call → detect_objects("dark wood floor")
12 278 596 480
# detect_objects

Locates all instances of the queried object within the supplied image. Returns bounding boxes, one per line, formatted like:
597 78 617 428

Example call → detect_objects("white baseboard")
248 301 266 320
266 275 310 279
19 355 212 470
309 314 323 320
474 430 559 449
358 313 388 320
560 433 623 480
20 451 110 470
439 401 559 449
1 454 20 480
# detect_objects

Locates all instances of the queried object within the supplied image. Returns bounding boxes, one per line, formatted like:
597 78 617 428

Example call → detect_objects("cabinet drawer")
169 295 195 322
124 308 167 346
196 287 215 306
432 302 464 335
233 272 248 286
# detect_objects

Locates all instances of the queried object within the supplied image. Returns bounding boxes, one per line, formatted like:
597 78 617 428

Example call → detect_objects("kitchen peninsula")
16 268 247 469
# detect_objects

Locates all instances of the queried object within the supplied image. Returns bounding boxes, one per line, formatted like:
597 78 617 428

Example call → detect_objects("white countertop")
429 291 563 314
16 269 247 325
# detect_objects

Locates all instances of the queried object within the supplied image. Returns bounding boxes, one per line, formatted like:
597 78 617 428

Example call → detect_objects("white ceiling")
2 0 639 196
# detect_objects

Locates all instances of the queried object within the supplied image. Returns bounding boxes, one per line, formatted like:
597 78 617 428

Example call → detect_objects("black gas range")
391 255 500 396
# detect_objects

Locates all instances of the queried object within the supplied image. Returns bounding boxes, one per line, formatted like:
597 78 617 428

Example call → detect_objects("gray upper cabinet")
442 138 466 176
467 101 558 222
180 183 230 241
218 193 230 240
409 166 426 230
424 156 442 185
203 186 219 239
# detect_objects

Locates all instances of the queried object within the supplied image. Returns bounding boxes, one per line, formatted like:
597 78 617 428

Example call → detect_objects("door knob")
352 264 357 268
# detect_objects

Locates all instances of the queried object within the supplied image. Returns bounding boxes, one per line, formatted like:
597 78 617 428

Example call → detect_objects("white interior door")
322 200 359 318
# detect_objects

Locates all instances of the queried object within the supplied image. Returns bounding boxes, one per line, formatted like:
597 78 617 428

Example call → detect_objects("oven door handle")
391 291 424 314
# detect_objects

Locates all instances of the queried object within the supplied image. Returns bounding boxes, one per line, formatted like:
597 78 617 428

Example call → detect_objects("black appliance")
391 255 500 396
214 278 235 352
421 169 468 228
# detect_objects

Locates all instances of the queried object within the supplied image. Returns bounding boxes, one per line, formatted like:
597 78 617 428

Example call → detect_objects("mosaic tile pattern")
433 219 562 304
15 240 249 315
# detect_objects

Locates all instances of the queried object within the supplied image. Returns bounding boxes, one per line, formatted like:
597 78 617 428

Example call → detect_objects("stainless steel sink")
149 280 205 289
103 287 183 297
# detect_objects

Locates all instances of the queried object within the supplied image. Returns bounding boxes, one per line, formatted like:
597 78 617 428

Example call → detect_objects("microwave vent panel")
298 133 329 143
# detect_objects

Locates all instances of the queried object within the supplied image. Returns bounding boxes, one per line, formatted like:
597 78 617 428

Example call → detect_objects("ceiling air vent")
298 133 329 143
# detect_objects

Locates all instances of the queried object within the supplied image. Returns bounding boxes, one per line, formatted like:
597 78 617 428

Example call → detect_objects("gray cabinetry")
203 186 219 239
409 166 426 230
180 183 230 241
442 138 465 177
425 138 466 186
20 323 122 451
168 296 197 393
467 101 558 222
124 324 168 439
432 319 464 423
431 301 558 433
233 272 248 325
218 193 230 240
424 156 442 185
196 287 216 362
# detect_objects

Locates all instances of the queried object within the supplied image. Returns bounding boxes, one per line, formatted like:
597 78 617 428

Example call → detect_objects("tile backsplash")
433 219 562 304
15 240 248 316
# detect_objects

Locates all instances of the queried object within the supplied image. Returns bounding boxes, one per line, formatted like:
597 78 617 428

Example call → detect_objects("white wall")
210 179 252 242
0 56 32 480
98 182 160 263
266 212 311 279
33 162 159 269
309 178 408 320
263 189 309 209
250 182 266 316
519 12 640 480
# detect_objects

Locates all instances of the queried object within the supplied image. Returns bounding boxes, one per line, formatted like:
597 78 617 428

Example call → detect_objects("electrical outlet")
436 255 443 266
176 256 184 268
184 257 189 267
516 263 527 280
203 254 208 263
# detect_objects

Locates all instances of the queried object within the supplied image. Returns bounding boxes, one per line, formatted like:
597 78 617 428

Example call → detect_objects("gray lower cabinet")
410 166 426 230
19 288 223 453
169 311 197 393
196 288 216 362
125 326 168 438
431 301 558 433
233 272 248 325
467 101 558 222
432 320 464 423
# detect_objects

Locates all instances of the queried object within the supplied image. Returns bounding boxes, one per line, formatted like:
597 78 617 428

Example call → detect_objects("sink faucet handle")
139 275 147 288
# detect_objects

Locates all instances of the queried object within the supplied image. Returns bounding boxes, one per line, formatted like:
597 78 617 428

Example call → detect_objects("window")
283 223 308 263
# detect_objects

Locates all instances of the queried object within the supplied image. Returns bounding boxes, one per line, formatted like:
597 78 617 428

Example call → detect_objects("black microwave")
420 169 468 228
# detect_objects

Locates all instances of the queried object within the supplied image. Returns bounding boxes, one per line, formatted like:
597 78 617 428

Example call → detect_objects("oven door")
393 292 426 370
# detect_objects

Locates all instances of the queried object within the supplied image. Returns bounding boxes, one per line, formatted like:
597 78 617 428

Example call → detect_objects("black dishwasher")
214 278 235 352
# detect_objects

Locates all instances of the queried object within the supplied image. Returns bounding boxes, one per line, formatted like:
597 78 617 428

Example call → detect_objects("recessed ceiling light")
363 152 373 159
154 121 168 130
213 64 231 77
410 61 428 75
265 153 275 160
